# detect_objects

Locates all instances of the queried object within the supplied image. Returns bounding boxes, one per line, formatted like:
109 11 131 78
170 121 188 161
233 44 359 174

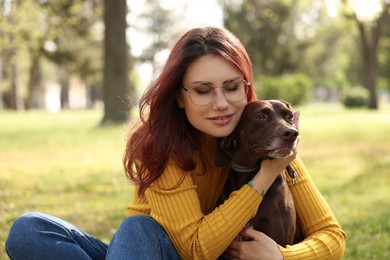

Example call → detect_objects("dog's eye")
255 113 266 120
285 114 294 121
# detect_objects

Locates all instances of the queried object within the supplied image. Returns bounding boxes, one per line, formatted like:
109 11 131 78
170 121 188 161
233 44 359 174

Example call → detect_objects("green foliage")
222 0 390 107
0 0 104 94
255 73 313 105
223 0 297 75
39 0 104 80
136 0 176 62
342 86 369 108
379 11 390 90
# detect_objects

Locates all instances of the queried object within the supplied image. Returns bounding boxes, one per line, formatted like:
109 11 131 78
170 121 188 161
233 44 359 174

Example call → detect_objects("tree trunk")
58 67 70 109
0 57 3 110
9 63 24 111
354 4 389 109
26 54 43 109
357 20 378 109
101 0 131 125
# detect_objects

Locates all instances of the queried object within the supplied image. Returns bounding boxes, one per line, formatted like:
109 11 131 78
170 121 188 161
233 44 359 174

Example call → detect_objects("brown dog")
216 100 303 246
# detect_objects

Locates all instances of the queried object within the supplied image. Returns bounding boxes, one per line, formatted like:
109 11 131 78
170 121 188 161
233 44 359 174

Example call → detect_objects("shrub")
342 86 369 108
255 73 313 106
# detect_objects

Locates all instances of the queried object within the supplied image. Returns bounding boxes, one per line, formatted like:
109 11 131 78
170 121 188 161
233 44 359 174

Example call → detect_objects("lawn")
1 104 390 259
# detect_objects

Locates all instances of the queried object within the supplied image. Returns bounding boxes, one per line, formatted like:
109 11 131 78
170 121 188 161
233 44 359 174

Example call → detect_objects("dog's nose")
282 128 299 141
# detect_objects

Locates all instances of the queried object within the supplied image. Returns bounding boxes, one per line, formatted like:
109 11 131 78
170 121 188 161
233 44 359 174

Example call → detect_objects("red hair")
124 27 257 197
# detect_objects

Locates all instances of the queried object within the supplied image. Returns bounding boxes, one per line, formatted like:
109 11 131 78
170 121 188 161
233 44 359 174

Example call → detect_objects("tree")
296 3 357 99
39 0 103 109
342 0 390 109
0 0 104 110
101 0 133 124
0 56 2 109
222 0 390 105
19 0 45 109
0 0 25 110
379 10 390 92
135 0 176 76
223 0 298 76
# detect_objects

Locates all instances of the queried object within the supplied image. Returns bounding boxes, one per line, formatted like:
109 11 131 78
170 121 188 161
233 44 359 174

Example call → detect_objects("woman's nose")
213 88 229 110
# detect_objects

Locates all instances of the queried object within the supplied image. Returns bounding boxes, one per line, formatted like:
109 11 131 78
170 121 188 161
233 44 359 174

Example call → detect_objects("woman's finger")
226 239 243 257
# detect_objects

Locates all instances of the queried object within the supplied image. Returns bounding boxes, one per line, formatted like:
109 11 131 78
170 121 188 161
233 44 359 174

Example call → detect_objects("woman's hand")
251 110 301 196
225 228 283 260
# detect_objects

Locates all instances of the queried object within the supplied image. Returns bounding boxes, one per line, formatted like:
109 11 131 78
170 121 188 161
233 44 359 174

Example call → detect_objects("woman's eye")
224 84 238 92
225 87 238 92
224 79 242 92
193 86 212 95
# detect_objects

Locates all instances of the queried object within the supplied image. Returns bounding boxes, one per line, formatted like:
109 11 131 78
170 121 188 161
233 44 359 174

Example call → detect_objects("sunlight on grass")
298 104 390 259
0 110 133 254
1 105 390 259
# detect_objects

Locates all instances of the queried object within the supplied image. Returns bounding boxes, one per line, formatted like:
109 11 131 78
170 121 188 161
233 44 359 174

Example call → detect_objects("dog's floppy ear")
215 134 236 167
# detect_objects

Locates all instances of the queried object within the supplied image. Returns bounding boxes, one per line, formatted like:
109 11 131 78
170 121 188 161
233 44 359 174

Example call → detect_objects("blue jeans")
6 212 180 260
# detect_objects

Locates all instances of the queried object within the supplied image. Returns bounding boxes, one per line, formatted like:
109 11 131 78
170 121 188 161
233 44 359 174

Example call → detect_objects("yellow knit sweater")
126 135 346 259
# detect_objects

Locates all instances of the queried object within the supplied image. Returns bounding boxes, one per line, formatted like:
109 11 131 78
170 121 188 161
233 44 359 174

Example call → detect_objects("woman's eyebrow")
222 76 241 84
191 76 242 86
191 80 211 85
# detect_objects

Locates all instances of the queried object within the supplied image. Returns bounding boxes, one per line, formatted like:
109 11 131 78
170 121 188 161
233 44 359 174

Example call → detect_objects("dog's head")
216 100 299 167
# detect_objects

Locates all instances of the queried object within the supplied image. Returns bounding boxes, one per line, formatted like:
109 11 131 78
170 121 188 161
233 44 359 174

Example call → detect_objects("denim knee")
6 212 107 260
6 212 42 255
122 215 156 231
107 215 180 260
120 215 171 242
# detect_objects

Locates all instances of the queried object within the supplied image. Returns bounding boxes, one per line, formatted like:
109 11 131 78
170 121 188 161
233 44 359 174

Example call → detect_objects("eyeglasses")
181 77 250 106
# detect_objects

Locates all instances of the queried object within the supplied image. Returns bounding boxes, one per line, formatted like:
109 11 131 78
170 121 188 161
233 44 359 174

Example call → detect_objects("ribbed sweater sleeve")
279 157 347 259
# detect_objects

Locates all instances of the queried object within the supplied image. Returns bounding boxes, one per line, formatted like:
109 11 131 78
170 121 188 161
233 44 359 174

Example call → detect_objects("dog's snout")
282 128 299 142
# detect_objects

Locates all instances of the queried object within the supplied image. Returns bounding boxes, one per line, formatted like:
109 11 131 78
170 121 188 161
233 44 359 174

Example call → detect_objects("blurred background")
0 0 389 120
1 0 390 259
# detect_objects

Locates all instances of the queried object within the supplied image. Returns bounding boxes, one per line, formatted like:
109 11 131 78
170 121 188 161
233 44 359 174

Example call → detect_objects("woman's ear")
177 94 184 108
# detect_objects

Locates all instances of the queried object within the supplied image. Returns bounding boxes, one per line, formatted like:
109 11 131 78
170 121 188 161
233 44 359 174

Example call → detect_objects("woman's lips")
209 114 233 125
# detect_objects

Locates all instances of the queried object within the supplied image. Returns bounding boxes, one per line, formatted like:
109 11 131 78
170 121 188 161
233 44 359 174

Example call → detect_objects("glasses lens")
189 83 214 106
187 79 249 106
223 79 248 102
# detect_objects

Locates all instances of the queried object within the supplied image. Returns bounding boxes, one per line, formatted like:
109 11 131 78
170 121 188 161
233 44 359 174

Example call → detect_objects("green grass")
0 110 133 257
1 104 390 259
298 104 390 259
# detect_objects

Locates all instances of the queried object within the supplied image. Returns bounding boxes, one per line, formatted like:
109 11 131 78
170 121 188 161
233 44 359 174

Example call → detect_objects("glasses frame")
181 78 250 106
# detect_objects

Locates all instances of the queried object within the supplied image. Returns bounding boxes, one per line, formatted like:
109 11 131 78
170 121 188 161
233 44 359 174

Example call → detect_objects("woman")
6 26 346 259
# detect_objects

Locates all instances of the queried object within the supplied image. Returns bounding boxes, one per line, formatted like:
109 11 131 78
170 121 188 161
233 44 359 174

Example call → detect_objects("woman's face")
178 54 248 137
